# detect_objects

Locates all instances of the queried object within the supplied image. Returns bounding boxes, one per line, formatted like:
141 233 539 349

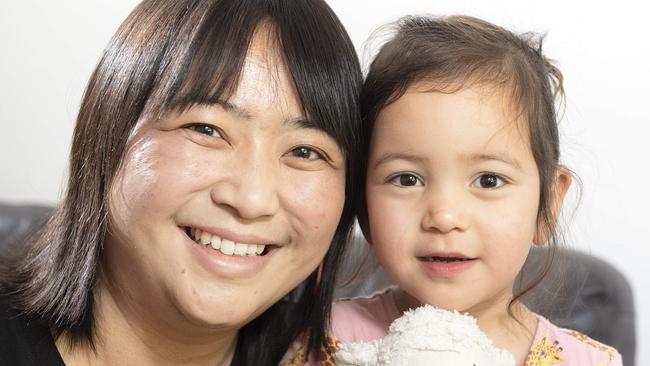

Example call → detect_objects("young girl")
283 14 623 366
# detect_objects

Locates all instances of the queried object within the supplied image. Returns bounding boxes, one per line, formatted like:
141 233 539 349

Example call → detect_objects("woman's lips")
181 226 279 279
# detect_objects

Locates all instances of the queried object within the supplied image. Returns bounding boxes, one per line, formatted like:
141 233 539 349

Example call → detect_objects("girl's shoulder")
279 287 402 366
526 314 623 366
330 286 402 343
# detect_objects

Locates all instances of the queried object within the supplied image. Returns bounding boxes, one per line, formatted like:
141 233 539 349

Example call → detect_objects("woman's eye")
389 174 423 187
289 146 323 161
185 124 222 138
472 173 506 189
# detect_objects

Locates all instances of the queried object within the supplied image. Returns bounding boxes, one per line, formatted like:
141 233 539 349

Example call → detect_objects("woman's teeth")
188 228 266 257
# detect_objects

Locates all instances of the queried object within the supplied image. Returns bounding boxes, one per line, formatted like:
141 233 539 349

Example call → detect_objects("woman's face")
105 31 346 334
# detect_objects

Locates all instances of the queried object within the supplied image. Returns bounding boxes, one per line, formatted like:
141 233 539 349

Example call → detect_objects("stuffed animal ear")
533 166 572 245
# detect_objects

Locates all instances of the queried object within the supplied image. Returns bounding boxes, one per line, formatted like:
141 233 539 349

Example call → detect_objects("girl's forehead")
371 87 534 163
408 83 529 136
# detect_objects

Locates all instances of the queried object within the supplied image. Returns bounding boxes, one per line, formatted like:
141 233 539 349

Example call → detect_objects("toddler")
323 15 620 366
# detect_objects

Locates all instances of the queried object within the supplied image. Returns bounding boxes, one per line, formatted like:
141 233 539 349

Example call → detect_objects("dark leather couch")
0 203 636 365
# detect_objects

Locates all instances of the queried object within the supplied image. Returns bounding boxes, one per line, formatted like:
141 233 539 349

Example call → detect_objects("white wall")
1 1 647 364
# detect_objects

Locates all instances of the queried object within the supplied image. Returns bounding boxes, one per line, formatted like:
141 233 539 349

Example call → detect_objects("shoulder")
280 288 403 365
527 315 623 366
0 292 64 366
330 287 401 343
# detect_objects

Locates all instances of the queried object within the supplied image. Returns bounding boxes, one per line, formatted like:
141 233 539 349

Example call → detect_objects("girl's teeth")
255 244 264 255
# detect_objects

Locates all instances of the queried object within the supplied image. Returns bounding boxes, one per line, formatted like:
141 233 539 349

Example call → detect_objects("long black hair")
0 1 362 364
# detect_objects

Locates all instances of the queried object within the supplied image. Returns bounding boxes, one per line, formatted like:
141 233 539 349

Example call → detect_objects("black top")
0 294 65 365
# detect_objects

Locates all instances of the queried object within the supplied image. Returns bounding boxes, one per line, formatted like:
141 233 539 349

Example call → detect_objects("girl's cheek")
367 194 411 246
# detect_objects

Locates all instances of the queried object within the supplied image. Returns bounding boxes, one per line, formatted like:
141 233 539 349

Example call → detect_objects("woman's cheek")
287 170 345 240
110 136 183 228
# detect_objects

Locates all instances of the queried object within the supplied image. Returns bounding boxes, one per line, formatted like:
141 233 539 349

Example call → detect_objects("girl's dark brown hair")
0 0 362 364
358 15 568 319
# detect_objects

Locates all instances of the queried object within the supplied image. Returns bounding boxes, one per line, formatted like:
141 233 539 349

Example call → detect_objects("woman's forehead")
230 41 303 119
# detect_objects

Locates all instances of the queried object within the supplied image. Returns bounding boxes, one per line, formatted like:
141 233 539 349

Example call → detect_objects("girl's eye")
185 124 222 138
289 146 324 161
472 173 506 189
389 174 423 187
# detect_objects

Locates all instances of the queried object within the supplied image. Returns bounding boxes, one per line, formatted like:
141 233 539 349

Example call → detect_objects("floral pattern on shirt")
279 335 339 366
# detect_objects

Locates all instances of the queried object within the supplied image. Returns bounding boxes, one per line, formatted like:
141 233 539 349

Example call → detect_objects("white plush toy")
335 305 515 366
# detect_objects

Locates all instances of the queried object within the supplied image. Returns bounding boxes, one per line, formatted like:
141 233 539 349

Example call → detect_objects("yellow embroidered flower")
525 336 563 366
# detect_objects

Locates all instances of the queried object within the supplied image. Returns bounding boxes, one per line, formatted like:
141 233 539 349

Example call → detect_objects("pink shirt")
281 287 623 365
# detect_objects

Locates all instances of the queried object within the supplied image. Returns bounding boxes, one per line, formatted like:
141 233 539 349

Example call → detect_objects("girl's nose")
421 189 469 234
209 155 280 220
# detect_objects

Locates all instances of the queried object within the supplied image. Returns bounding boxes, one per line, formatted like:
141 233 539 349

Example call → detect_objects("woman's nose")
209 154 280 220
421 188 469 233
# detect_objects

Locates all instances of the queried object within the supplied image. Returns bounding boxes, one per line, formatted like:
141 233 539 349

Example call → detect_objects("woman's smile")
179 224 285 279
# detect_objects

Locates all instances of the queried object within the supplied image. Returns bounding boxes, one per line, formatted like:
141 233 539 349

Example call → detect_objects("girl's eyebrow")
372 152 428 169
463 153 522 170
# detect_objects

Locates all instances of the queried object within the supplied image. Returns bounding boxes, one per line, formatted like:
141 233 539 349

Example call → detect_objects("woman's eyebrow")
211 100 252 120
198 100 312 129
284 116 318 130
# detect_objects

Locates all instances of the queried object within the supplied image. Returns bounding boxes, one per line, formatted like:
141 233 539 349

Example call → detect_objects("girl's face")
105 32 346 335
366 86 544 315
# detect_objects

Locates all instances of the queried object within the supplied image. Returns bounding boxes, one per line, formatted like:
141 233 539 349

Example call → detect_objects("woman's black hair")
0 1 362 364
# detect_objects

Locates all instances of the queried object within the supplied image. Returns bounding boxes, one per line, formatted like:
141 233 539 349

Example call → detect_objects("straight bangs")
272 1 361 158
139 1 262 121
139 0 361 160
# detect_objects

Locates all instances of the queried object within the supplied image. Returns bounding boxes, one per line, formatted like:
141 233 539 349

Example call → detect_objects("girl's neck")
55 281 238 366
472 301 538 366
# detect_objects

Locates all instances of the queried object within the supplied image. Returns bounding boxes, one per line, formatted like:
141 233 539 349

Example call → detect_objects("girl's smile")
417 252 478 277
366 85 541 316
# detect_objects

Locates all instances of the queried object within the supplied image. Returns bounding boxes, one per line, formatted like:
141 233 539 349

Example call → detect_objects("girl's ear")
533 166 572 245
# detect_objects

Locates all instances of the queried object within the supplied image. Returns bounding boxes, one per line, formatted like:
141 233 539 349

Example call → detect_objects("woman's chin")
171 289 259 332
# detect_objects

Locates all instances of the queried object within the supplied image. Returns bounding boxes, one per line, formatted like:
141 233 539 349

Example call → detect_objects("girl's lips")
418 256 477 277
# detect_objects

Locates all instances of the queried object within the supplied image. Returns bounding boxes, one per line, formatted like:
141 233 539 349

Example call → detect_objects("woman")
0 0 362 365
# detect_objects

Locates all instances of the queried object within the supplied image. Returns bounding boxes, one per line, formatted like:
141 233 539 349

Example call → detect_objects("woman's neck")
55 281 238 366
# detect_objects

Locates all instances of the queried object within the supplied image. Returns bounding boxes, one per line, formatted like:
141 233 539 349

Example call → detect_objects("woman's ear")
533 166 572 245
